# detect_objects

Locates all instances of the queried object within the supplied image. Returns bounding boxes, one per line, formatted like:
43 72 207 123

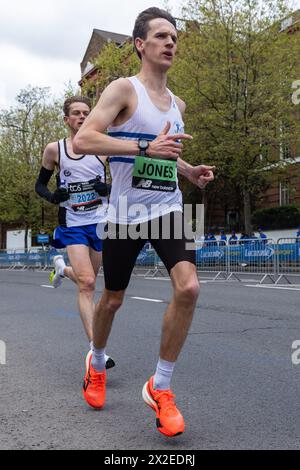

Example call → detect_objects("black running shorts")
102 211 196 291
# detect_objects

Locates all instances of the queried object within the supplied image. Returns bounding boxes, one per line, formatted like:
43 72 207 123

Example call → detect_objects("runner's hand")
189 165 216 189
147 121 192 160
93 179 110 197
51 187 69 204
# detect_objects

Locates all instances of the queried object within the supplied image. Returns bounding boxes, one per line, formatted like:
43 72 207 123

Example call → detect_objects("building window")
281 143 292 160
259 143 269 162
279 122 292 160
279 182 290 206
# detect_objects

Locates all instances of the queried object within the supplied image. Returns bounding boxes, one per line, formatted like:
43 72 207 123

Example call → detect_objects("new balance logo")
136 179 152 189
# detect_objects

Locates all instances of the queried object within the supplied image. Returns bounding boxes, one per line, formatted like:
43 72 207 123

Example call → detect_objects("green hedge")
252 205 300 230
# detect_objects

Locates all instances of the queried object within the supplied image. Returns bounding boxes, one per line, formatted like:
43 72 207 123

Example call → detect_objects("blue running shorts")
52 224 103 252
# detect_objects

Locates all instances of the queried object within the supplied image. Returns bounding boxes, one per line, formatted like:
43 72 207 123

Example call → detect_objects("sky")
1 0 300 110
0 0 183 109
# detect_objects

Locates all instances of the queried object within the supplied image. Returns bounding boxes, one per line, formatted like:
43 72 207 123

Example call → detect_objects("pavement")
0 270 300 450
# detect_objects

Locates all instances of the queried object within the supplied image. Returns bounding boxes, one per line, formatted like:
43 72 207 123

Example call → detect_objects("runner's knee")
104 292 124 314
77 274 96 293
106 296 123 313
175 279 200 303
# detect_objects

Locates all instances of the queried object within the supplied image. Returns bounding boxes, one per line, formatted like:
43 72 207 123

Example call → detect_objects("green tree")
0 86 66 250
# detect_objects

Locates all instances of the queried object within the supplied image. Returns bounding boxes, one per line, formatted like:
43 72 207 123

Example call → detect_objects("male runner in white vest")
35 96 114 370
74 8 215 437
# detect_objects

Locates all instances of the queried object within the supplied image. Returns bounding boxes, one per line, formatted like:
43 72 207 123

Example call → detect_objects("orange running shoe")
83 351 106 409
142 376 185 437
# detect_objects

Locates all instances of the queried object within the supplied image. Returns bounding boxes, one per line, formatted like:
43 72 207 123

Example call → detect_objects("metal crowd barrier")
0 249 15 269
196 240 227 280
195 238 277 282
275 238 300 284
227 238 276 283
1 238 299 284
144 250 168 277
137 239 281 282
195 237 300 283
0 248 68 271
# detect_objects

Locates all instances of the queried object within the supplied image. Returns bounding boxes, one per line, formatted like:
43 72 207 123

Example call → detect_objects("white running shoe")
49 255 65 288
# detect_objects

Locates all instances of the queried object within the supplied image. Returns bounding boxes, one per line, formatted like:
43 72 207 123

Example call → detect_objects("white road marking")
144 277 209 283
41 285 55 289
131 296 164 303
245 284 300 291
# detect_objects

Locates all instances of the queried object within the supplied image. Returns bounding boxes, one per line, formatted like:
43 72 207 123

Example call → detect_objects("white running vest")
107 76 184 225
58 138 108 228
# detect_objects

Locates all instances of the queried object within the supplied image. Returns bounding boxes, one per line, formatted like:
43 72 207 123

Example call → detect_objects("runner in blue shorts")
35 96 115 370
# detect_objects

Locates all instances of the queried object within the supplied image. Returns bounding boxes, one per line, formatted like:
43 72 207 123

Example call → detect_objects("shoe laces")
88 370 105 389
155 390 178 416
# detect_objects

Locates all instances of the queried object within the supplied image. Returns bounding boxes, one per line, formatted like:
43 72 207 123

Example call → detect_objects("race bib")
68 181 102 212
132 156 177 192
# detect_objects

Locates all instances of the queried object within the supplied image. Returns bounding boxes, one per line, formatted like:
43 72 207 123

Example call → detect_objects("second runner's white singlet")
57 138 108 227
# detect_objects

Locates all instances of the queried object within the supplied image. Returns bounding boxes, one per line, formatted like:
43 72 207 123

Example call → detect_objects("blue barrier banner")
1 242 299 270
197 242 300 265
0 253 14 265
136 249 155 266
27 253 44 264
0 252 46 266
275 243 300 262
13 253 28 264
243 244 275 262
196 246 225 264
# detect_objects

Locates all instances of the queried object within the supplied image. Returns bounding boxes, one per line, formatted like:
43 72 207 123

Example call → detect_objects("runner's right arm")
35 142 69 204
73 79 191 160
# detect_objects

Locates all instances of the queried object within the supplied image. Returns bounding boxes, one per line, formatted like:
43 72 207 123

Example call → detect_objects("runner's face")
137 18 177 70
64 102 90 133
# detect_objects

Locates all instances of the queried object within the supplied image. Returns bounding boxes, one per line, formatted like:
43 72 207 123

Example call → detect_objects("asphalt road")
0 270 300 450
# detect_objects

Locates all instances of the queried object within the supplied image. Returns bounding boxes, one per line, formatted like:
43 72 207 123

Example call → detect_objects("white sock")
91 345 106 372
55 257 66 276
90 341 110 362
153 358 176 390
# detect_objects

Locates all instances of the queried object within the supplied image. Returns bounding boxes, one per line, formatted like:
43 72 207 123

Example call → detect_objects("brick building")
79 29 129 100
255 11 300 214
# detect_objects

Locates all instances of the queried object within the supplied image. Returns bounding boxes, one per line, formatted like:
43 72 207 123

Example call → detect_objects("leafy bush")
252 205 300 230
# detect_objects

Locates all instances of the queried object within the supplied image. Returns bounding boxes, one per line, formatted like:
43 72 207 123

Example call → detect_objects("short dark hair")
63 96 91 116
132 7 177 60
